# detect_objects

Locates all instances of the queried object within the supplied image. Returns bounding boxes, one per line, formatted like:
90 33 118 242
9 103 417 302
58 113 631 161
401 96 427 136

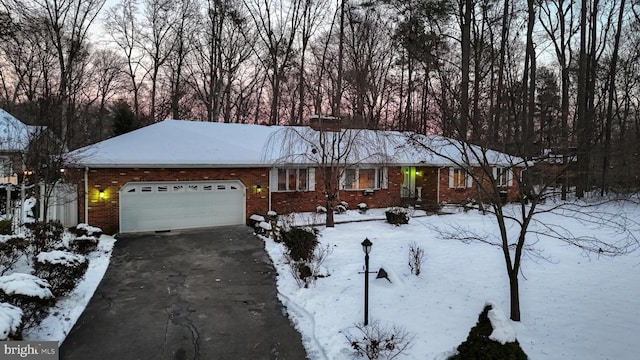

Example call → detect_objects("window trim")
341 167 388 191
449 167 472 189
493 167 514 187
271 167 316 192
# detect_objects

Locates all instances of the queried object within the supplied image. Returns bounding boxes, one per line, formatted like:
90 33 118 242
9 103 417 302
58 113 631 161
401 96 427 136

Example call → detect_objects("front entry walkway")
60 226 307 360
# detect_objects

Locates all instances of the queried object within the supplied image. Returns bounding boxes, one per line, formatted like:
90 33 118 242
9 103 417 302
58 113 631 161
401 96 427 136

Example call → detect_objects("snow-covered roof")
0 108 39 152
69 119 524 168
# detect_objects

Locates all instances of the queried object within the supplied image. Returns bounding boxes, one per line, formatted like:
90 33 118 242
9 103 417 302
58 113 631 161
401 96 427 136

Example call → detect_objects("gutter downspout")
84 167 89 224
437 167 441 205
268 168 272 212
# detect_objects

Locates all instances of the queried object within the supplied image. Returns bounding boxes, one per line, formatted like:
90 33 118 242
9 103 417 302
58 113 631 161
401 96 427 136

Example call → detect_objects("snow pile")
36 251 86 267
249 214 265 222
0 273 53 299
21 197 37 223
75 223 102 236
487 304 517 344
0 302 22 339
259 221 272 231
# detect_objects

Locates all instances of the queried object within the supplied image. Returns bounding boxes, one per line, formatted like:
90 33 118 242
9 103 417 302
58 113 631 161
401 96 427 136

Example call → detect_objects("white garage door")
119 180 246 233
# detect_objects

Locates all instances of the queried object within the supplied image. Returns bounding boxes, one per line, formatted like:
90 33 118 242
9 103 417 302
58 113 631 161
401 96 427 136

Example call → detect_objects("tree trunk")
459 0 472 139
601 0 625 195
509 270 521 321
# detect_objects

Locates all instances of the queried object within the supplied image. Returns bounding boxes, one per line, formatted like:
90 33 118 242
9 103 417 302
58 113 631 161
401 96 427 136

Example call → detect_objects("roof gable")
0 108 36 152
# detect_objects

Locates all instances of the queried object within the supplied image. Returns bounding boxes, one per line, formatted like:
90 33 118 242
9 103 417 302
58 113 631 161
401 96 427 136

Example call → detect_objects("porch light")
255 185 262 194
99 189 105 199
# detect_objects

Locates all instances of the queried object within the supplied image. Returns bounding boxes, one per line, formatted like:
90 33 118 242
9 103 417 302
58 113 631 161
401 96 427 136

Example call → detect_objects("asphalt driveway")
60 225 307 360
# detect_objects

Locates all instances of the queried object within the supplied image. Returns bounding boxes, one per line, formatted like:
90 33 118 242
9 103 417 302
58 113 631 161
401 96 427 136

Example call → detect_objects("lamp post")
361 238 373 325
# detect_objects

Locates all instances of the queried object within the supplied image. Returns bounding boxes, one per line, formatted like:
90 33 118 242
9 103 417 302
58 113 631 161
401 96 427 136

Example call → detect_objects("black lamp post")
361 238 373 325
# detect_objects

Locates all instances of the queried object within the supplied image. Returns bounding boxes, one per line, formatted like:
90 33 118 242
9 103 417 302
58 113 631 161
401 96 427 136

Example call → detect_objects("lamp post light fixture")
361 237 373 325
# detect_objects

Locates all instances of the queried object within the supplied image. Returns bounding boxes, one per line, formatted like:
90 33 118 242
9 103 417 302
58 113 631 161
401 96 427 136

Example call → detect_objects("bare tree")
140 0 176 123
242 0 304 125
405 133 639 321
163 0 199 120
104 0 146 122
6 0 106 145
266 120 392 227
188 0 254 123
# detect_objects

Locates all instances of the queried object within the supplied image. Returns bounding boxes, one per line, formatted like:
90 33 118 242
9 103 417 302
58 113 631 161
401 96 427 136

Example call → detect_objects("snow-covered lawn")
1 233 116 343
264 205 640 359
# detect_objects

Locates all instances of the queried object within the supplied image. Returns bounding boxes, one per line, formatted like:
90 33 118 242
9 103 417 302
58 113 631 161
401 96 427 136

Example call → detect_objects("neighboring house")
68 119 524 234
0 108 77 226
0 108 37 184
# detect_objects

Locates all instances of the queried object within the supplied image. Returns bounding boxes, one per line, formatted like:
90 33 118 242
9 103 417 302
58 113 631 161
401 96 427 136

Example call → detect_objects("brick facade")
79 166 406 234
77 165 520 234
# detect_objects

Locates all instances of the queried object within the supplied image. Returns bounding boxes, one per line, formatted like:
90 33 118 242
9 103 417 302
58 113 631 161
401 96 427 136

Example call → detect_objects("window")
494 167 513 187
343 168 387 190
449 168 471 188
277 168 309 191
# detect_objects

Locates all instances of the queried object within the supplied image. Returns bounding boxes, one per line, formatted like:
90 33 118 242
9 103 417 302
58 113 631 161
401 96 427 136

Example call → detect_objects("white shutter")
448 167 455 188
507 169 514 186
269 168 278 192
492 167 498 182
466 169 473 188
381 167 388 189
339 169 345 190
308 168 315 191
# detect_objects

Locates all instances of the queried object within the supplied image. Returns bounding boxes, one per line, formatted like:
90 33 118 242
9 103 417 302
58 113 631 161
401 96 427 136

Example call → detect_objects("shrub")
0 219 12 235
408 242 426 276
358 203 368 213
0 302 23 340
34 250 88 297
0 273 55 330
0 237 28 275
449 304 528 360
69 236 99 254
281 227 319 261
385 207 409 225
67 223 103 238
344 320 414 360
335 201 349 214
25 221 64 256
288 244 333 288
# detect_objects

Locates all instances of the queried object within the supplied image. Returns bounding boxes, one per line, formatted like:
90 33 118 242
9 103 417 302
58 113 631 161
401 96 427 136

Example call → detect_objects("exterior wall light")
99 189 105 199
255 185 262 194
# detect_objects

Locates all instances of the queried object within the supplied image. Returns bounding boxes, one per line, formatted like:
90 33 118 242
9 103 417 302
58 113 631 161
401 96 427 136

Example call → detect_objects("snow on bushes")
0 273 53 299
385 207 410 225
34 251 88 297
449 304 527 359
0 302 23 340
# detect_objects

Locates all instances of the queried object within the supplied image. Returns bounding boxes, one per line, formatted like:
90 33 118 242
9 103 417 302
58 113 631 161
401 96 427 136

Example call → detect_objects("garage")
119 180 246 233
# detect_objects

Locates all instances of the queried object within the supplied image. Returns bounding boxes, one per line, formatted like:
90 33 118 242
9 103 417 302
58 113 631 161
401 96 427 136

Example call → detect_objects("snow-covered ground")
20 234 116 342
13 201 639 359
264 204 640 359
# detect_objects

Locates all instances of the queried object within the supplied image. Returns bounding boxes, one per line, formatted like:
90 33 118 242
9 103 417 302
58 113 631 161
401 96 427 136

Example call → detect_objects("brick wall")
78 165 519 233
79 166 406 233
437 167 522 204
81 167 270 234
271 167 403 213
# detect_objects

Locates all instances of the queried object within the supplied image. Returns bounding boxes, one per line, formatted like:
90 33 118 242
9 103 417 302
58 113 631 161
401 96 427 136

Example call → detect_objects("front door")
401 167 416 198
